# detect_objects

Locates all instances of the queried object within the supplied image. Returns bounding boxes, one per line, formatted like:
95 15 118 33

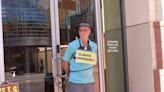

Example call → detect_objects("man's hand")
1 81 9 85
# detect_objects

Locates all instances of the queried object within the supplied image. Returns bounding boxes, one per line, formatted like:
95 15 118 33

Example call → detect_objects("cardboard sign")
75 50 97 65
0 82 19 92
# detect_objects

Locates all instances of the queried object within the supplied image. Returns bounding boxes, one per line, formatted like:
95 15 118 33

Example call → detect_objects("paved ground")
5 73 46 92
5 69 100 92
19 81 45 92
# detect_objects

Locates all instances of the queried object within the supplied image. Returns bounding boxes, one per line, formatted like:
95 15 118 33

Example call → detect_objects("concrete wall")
161 21 164 68
126 23 155 92
160 69 164 92
125 0 162 92
125 0 162 26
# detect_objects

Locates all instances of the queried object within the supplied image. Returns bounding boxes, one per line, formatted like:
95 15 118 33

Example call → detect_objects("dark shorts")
68 82 95 92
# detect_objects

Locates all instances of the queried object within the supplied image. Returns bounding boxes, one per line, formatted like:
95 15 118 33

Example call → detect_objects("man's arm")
62 61 70 76
62 43 74 76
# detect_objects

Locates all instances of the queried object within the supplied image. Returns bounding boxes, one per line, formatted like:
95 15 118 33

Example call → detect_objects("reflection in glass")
59 0 96 45
2 0 52 92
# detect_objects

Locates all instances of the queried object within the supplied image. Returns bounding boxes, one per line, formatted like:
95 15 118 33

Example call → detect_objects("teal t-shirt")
63 39 97 83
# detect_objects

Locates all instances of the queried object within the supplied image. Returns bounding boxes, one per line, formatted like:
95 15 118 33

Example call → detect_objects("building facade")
125 0 163 92
0 0 163 92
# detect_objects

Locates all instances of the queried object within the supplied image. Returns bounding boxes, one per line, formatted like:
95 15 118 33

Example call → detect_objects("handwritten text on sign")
75 50 97 65
0 83 19 92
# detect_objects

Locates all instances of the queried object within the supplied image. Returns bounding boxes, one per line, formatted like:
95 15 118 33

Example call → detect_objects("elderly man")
62 23 97 92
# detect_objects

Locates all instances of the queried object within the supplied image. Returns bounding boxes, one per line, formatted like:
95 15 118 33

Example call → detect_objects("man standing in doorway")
62 23 97 92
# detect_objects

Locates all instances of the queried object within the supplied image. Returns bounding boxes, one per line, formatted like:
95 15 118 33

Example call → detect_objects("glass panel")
58 0 100 92
2 0 53 92
58 0 96 44
103 0 126 92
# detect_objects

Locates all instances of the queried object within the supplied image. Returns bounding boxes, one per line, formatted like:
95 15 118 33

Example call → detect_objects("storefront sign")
0 82 19 92
75 50 97 65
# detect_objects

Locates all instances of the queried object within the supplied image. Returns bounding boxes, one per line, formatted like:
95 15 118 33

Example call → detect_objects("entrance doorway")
50 0 105 92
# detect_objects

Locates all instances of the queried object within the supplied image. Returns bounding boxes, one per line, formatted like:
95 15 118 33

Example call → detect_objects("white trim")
101 0 105 34
50 0 62 92
95 0 106 92
0 0 5 84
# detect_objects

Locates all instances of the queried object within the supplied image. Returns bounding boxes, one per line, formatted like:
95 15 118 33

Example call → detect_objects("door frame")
95 0 106 92
50 0 62 92
50 0 106 92
0 0 5 84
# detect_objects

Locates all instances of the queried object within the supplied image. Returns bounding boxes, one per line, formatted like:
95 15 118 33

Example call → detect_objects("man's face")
78 26 91 39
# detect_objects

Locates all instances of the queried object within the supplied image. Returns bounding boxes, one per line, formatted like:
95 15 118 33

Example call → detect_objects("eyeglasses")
79 29 91 32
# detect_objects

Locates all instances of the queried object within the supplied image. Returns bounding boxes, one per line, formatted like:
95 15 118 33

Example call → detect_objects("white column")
0 0 5 84
95 0 106 92
125 0 162 92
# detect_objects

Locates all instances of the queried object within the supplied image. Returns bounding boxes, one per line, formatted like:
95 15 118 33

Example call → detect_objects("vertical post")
50 0 58 91
95 0 106 92
45 47 48 74
119 0 129 91
50 0 62 92
0 0 5 84
36 49 39 73
25 48 30 73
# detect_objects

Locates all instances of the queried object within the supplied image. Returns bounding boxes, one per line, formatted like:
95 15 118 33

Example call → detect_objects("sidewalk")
5 72 45 92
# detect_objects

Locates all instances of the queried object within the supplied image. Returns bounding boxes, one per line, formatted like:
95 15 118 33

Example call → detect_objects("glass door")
50 0 105 92
2 0 54 92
